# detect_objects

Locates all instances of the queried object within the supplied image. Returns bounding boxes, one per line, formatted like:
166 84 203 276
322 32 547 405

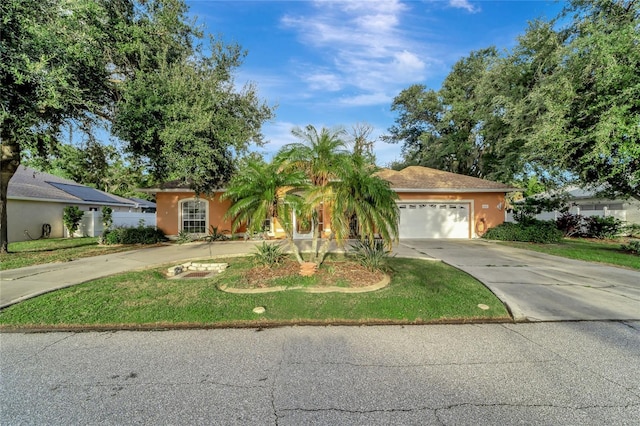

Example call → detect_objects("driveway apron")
400 240 640 322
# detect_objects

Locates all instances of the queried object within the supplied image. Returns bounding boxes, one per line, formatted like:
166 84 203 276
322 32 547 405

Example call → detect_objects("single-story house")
146 166 518 240
563 187 640 224
506 186 640 225
6 166 151 243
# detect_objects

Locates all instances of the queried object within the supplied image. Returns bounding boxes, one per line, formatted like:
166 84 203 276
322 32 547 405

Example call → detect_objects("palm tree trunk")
310 217 320 263
284 229 304 264
316 230 334 266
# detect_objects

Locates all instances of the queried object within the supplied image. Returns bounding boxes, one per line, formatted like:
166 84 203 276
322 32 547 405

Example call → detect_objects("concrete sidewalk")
0 240 422 309
0 241 263 309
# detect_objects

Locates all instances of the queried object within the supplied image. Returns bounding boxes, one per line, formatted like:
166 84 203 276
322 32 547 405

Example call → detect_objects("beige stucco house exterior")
148 166 517 240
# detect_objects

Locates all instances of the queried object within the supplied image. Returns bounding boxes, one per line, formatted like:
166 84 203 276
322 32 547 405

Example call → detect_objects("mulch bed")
243 260 386 289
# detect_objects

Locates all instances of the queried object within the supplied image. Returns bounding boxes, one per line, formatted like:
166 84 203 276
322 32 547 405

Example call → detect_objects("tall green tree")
1 0 114 252
387 0 639 198
507 0 640 199
0 0 273 252
112 41 273 195
384 48 507 179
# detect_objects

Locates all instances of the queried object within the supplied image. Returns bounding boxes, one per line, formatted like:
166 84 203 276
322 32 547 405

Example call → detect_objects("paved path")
401 240 640 322
2 323 639 425
0 241 265 309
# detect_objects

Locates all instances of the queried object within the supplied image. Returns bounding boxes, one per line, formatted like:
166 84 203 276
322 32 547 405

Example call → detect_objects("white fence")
506 208 628 223
75 211 157 237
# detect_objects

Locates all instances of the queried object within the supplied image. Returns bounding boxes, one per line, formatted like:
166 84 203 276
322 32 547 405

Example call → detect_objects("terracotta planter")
299 262 317 277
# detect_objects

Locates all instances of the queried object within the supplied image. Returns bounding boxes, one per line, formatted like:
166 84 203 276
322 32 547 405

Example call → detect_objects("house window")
180 199 207 234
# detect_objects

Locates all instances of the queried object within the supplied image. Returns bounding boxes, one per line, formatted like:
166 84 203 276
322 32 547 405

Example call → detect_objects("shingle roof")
376 166 519 193
8 166 136 207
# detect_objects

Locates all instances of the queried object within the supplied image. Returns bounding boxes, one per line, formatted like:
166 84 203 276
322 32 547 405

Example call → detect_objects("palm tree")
276 125 351 263
277 125 399 265
332 155 399 246
222 158 307 263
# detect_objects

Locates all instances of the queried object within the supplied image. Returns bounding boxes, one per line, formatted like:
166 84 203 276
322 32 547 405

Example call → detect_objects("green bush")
620 240 640 255
101 206 113 230
63 206 85 236
622 223 640 238
204 226 230 242
583 216 622 239
253 241 287 267
555 212 583 237
350 238 393 271
176 230 192 244
102 227 167 245
483 220 563 243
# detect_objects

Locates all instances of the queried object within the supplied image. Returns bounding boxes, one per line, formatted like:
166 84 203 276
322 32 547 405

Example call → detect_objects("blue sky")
187 0 564 166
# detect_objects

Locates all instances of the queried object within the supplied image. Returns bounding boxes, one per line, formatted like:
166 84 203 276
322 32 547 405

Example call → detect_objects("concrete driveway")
400 240 640 322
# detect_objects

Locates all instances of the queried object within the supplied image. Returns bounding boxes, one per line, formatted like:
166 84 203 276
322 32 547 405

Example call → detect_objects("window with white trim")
180 199 207 233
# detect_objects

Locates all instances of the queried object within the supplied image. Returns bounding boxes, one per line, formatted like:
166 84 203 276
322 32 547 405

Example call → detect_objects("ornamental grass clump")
350 239 393 271
253 241 288 267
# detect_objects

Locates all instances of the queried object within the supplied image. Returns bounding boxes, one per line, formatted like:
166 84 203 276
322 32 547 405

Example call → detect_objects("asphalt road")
2 322 639 425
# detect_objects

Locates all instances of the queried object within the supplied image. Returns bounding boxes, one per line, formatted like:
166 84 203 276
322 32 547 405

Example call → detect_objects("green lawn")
0 256 511 329
498 238 640 270
0 237 150 270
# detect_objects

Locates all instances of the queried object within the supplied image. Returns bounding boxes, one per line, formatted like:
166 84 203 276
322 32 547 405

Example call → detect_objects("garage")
398 202 470 239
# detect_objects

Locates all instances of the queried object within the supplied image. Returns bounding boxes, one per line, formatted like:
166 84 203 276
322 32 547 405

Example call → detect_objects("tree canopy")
0 0 273 252
386 0 639 199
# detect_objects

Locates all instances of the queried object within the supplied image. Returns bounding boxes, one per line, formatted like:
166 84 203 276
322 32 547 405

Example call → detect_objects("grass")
0 237 150 270
0 256 511 329
498 238 640 270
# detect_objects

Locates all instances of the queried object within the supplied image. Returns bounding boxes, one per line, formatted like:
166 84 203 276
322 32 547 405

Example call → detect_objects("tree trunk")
284 229 304 264
311 217 320 263
316 231 334 267
0 140 21 253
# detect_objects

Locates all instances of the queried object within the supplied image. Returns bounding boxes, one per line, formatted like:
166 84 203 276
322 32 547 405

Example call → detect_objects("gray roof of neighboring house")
8 166 136 207
128 197 157 208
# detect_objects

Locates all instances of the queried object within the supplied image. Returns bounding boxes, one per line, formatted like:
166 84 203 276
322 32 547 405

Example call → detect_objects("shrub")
620 240 640 255
204 226 230 242
253 241 287 267
483 220 563 243
350 238 393 271
555 212 583 237
583 216 622 239
621 223 640 239
102 226 167 245
176 230 192 244
101 206 113 231
63 206 85 237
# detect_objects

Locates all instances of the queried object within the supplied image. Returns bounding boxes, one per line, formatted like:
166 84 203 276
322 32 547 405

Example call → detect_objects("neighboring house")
128 197 157 213
507 186 640 225
146 166 518 240
564 187 640 224
6 166 145 243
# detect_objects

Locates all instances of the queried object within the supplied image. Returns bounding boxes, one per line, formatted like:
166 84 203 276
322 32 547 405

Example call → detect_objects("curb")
218 274 391 294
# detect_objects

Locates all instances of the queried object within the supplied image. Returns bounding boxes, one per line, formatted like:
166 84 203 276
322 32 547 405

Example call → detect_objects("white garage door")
398 203 470 239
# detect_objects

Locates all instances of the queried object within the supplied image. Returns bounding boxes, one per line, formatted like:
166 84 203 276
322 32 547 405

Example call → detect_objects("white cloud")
338 92 391 107
304 71 343 91
281 0 432 107
449 0 480 13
